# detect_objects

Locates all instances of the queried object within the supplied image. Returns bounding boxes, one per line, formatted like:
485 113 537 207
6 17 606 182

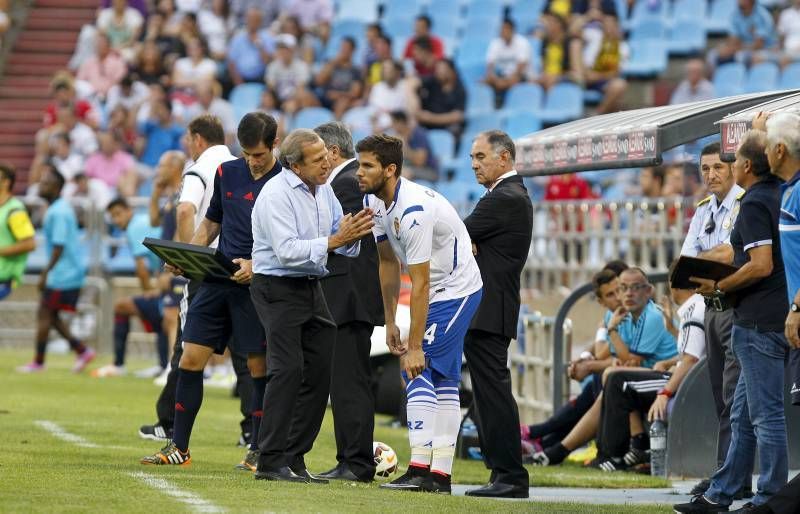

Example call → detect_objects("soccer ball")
373 441 398 478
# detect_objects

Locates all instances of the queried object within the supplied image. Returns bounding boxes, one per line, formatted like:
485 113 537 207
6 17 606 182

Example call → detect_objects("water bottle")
649 420 667 477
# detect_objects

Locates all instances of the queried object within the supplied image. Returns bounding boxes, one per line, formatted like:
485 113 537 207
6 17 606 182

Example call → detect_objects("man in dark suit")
313 122 385 482
463 130 532 498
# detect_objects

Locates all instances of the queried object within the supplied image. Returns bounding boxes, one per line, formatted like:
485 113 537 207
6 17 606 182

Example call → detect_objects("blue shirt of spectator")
205 157 282 261
607 300 677 368
251 167 359 277
732 3 777 49
227 29 276 82
43 198 85 290
139 120 183 167
126 212 162 273
730 175 788 331
779 170 800 302
407 125 439 172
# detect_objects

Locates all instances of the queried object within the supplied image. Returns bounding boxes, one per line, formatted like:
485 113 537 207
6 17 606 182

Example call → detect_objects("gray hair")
313 121 355 158
765 112 800 160
477 130 516 162
279 129 323 168
161 150 187 170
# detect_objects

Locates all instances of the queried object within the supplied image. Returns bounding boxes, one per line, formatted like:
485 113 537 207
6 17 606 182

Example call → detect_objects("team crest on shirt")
393 217 400 238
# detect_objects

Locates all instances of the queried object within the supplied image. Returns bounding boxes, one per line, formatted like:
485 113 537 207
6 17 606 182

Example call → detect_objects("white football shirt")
178 144 236 247
366 178 482 302
676 293 707 363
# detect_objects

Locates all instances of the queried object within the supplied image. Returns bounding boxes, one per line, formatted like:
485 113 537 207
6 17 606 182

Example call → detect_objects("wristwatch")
792 302 800 313
713 281 725 296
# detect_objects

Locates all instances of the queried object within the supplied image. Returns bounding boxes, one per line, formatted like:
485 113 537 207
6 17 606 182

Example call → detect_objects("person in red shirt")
544 172 594 201
42 73 98 129
403 15 444 61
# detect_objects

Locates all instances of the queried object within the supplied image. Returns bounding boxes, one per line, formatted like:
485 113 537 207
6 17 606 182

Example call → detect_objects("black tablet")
143 238 240 283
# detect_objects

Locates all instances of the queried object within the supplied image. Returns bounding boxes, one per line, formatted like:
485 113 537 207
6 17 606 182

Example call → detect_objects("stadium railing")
511 312 572 424
523 197 691 293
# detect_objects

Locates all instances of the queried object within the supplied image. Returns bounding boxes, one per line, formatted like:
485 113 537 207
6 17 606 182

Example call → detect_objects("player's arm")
38 245 63 291
377 239 401 328
0 210 35 256
194 167 223 247
697 243 734 264
404 260 430 379
190 217 221 247
148 179 163 228
134 256 152 291
176 202 197 243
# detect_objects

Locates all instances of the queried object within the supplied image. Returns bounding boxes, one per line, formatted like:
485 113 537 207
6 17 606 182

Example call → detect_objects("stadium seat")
671 0 707 22
504 111 542 138
337 0 379 22
105 244 136 275
427 129 457 171
629 17 666 42
528 36 542 75
458 61 488 91
429 12 460 39
503 83 544 113
539 82 583 124
382 2 422 21
779 62 800 90
622 39 668 78
713 62 746 98
613 0 629 21
463 15 501 39
382 15 415 45
745 62 780 93
466 111 505 135
465 83 495 116
290 107 335 130
625 0 669 30
583 89 603 105
331 18 367 40
667 19 706 56
229 83 265 123
341 105 373 135
705 0 736 35
455 38 492 68
511 0 546 33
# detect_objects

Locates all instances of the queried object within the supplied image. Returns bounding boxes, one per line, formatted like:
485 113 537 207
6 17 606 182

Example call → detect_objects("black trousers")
597 370 670 458
251 274 336 471
464 329 529 487
529 374 601 448
766 471 800 514
330 320 376 480
155 281 252 436
705 308 740 467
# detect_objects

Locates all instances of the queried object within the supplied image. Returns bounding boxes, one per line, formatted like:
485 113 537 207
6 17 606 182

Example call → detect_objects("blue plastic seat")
429 12 460 39
705 0 736 35
336 0 378 22
465 111 505 134
465 83 495 116
779 62 800 89
511 0 546 33
622 40 668 78
458 61 488 91
630 17 666 42
290 107 335 130
671 0 707 22
382 2 422 21
331 18 367 40
427 129 456 163
667 19 706 56
504 111 542 138
229 83 265 123
455 38 492 68
502 83 544 113
713 62 746 98
539 82 583 124
341 105 373 134
105 244 136 275
624 0 668 30
745 62 780 93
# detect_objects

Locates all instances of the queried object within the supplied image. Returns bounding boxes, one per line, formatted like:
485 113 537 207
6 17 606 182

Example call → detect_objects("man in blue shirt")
226 8 276 85
715 0 777 65
676 130 789 513
139 98 184 168
141 112 282 469
94 197 163 378
250 129 373 483
17 169 96 373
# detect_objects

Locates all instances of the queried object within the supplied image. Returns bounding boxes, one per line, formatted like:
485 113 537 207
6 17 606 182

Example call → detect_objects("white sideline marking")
34 420 101 448
129 472 225 513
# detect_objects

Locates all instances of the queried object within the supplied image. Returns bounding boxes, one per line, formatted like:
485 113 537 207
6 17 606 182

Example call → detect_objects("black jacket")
321 160 385 327
463 175 533 339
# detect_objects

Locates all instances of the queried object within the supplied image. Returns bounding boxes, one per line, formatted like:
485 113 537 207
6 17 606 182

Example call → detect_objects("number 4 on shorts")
424 323 437 345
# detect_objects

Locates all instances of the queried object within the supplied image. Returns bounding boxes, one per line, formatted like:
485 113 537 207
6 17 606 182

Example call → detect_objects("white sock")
405 372 437 468
431 379 460 476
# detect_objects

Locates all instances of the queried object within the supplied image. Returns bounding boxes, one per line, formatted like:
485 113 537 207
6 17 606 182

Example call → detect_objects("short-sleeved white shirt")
366 178 482 302
486 34 531 77
178 144 236 247
676 294 707 362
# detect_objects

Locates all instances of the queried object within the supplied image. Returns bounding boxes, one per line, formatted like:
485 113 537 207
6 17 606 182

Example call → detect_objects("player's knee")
247 355 267 377
178 345 210 371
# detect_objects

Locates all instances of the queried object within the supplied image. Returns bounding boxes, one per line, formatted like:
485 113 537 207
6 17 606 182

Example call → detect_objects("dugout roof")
516 89 800 176
717 91 800 161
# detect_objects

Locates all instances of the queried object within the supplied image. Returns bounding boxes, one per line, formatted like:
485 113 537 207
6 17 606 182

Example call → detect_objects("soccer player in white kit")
355 134 483 494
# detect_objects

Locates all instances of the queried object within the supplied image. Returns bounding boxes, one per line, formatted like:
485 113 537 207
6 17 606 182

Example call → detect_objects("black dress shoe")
254 466 309 483
465 482 529 499
291 467 329 484
317 465 365 482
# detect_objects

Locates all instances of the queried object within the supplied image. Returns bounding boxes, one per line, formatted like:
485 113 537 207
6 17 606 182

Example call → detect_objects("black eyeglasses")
704 212 715 234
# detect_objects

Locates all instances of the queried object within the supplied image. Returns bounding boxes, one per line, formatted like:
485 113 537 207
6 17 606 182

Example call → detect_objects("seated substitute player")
92 197 164 378
0 163 35 300
356 134 483 494
17 169 96 372
140 112 282 468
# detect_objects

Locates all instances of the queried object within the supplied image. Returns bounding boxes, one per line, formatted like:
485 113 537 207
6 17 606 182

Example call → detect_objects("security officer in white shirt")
680 142 750 499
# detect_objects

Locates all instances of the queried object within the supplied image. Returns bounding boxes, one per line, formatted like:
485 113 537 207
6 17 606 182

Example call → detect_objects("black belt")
269 274 320 282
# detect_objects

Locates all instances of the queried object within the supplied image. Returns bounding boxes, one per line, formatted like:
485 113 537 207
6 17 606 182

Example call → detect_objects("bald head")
157 150 187 187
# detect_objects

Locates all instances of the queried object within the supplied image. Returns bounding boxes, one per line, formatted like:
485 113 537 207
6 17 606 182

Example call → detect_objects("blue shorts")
421 289 482 380
0 280 12 300
182 281 265 355
133 296 163 333
41 288 80 312
162 277 187 309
